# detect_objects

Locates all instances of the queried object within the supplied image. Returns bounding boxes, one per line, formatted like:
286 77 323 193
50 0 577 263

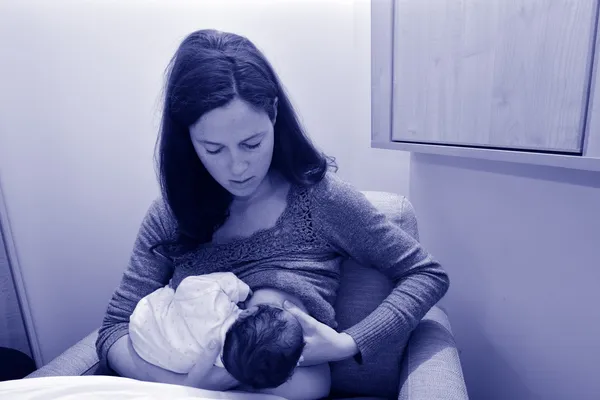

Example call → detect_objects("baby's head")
222 304 305 389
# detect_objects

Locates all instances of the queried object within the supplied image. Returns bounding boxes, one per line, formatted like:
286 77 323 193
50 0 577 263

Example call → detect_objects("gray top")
95 172 449 370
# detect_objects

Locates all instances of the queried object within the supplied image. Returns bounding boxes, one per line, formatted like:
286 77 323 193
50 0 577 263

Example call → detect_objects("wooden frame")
583 1 600 160
0 178 43 367
371 0 600 173
370 0 394 146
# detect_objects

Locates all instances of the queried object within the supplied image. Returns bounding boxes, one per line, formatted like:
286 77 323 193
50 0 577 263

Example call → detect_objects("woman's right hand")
183 340 240 391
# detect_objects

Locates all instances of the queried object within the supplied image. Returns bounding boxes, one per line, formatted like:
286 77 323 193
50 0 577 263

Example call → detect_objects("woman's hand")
183 340 240 391
283 300 359 366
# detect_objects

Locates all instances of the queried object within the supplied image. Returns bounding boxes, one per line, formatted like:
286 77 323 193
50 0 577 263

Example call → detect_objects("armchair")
26 192 469 400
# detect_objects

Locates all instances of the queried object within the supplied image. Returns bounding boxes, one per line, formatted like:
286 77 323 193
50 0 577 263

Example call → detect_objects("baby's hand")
237 289 253 309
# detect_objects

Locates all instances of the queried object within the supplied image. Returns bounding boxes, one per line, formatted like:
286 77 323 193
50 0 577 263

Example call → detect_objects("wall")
410 153 600 400
0 0 409 365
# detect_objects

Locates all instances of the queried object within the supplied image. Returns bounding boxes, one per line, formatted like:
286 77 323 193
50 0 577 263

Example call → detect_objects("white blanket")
0 376 287 400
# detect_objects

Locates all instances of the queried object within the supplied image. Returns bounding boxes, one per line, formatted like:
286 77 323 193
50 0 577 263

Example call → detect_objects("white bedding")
0 376 287 400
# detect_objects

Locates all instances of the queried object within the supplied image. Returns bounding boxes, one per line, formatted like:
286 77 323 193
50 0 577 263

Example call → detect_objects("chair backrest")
330 191 420 398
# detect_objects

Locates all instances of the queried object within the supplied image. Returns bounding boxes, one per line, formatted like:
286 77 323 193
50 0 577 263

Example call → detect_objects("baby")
129 272 317 391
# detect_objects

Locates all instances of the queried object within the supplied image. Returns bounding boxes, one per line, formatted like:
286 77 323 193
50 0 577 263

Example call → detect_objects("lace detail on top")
174 182 334 269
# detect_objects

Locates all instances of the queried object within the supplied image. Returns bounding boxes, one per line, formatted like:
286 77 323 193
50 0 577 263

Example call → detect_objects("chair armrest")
398 306 469 400
25 329 104 378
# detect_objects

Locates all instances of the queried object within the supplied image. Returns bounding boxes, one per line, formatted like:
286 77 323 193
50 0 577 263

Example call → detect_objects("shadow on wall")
430 216 541 400
413 153 600 189
410 152 600 400
450 302 542 400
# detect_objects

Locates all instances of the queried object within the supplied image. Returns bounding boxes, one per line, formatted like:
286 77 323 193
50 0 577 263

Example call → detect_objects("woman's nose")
230 154 249 175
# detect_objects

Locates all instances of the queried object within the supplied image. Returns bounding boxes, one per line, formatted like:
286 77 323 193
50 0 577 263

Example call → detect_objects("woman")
95 29 449 397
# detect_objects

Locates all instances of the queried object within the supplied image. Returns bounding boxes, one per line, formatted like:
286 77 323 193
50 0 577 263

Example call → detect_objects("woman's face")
189 98 276 199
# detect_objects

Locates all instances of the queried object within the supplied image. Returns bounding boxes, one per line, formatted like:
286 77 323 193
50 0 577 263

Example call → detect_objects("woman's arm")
107 334 188 385
105 334 240 390
311 174 450 363
95 197 178 374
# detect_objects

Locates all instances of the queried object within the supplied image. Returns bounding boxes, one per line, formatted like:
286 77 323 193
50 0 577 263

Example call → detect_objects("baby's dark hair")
222 304 305 389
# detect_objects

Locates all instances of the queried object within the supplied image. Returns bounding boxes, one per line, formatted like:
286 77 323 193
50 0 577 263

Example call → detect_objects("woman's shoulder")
303 171 389 250
147 195 173 216
142 195 179 237
302 171 379 232
307 171 363 206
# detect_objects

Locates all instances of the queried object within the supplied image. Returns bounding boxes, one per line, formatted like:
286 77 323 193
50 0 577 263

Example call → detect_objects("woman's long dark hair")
153 29 337 256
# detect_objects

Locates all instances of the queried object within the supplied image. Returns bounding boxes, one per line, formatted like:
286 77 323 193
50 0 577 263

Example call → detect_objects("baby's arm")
238 364 331 400
210 272 252 304
174 273 250 305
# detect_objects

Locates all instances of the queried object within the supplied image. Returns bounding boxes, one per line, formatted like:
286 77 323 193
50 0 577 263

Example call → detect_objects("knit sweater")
95 172 449 371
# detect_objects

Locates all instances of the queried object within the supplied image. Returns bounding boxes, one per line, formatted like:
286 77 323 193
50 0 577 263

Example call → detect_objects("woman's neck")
230 170 283 212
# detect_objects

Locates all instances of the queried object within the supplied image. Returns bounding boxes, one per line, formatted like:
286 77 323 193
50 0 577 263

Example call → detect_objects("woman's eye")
205 142 259 154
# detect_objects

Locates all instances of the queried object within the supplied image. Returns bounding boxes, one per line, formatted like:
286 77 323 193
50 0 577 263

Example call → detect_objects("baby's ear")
239 306 259 318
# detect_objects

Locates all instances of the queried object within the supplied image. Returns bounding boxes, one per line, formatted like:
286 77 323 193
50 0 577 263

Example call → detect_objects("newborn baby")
129 272 313 390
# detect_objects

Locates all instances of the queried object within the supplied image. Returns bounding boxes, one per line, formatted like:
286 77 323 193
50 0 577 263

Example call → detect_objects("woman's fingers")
283 300 314 329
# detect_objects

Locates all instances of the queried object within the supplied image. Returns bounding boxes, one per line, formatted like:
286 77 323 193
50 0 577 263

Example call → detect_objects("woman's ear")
272 97 278 124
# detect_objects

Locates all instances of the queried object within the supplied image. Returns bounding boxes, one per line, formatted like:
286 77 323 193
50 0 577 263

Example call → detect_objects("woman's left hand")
283 300 359 366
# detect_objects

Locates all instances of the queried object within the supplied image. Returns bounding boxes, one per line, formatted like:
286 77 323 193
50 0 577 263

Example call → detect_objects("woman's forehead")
189 99 271 142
